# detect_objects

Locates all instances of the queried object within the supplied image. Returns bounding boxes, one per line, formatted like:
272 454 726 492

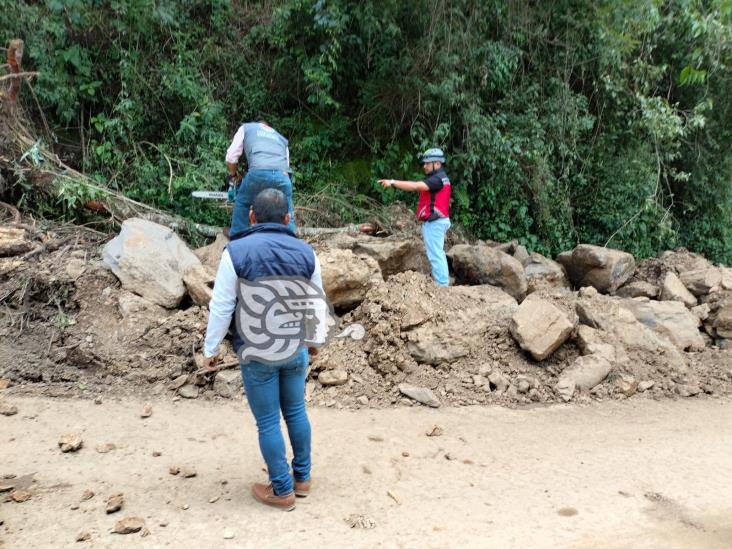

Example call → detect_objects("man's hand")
378 179 395 188
201 354 220 372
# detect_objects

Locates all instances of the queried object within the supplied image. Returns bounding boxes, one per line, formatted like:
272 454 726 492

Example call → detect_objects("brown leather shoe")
251 483 295 511
294 479 311 498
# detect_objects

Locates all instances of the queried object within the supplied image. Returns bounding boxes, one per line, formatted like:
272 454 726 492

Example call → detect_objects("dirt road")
1 396 731 548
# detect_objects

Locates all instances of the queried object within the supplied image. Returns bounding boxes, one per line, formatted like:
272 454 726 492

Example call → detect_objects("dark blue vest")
226 223 316 354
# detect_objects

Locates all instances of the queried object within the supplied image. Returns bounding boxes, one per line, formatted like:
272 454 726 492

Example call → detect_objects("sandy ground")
1 396 731 549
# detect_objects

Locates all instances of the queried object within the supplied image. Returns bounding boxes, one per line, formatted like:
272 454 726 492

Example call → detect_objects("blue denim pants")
422 217 451 286
230 169 295 237
240 349 311 496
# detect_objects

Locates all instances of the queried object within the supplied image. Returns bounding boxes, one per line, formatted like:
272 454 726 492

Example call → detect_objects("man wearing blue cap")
379 148 452 286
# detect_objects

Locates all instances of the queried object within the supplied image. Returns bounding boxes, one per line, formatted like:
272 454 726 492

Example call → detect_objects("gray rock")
637 380 655 392
447 244 528 300
488 371 510 394
619 298 705 351
675 384 701 397
660 272 697 308
509 298 573 361
102 218 202 308
320 248 382 308
617 281 659 299
522 253 571 294
353 237 429 277
398 384 441 408
613 374 638 396
513 245 530 264
0 401 18 416
178 384 199 399
318 369 348 386
214 370 243 398
556 354 612 402
679 267 722 297
58 433 83 453
560 244 635 293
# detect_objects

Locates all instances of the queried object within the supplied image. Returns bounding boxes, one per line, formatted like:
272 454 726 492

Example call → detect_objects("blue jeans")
240 349 311 496
422 217 451 286
230 170 295 236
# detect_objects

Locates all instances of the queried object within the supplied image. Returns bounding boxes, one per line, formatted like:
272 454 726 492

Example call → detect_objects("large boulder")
619 298 705 351
575 294 687 374
557 244 635 293
522 252 571 294
447 244 527 300
679 268 722 297
404 285 518 365
0 226 32 257
353 237 429 277
660 272 697 308
509 299 573 361
102 219 202 308
319 248 381 308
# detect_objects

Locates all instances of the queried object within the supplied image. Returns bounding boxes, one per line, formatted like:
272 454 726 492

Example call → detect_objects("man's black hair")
252 188 289 224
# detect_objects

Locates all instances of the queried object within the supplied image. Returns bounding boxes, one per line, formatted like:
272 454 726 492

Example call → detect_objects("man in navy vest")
379 148 452 286
226 121 295 236
202 188 321 511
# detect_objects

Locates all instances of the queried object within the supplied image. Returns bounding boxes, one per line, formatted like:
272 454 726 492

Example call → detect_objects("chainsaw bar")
192 191 228 200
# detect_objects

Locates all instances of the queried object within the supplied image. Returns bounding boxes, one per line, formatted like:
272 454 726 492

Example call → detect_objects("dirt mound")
1 223 731 408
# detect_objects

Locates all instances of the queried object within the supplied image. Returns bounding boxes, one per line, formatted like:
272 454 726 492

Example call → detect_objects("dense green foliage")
2 0 731 262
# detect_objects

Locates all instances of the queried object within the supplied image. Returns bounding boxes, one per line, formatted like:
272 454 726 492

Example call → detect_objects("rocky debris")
0 483 14 492
106 493 124 514
182 264 215 307
193 232 228 271
95 443 115 454
660 272 697 308
141 404 153 418
638 380 655 392
102 218 202 308
509 299 573 361
81 489 94 501
619 298 706 351
58 434 83 453
319 248 381 308
112 517 145 535
179 467 197 478
318 369 348 386
617 281 659 299
168 466 180 476
556 354 612 401
345 514 376 529
353 237 429 277
10 489 31 503
398 384 441 407
447 243 527 300
0 226 32 257
676 383 702 397
522 252 571 294
692 304 710 322
75 531 91 542
213 370 242 399
707 291 732 339
178 384 199 399
223 531 235 540
0 401 18 416
558 244 635 293
513 244 530 264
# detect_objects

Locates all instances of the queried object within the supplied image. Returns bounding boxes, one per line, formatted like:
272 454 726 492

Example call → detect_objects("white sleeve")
225 126 245 164
310 253 323 292
203 249 239 357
